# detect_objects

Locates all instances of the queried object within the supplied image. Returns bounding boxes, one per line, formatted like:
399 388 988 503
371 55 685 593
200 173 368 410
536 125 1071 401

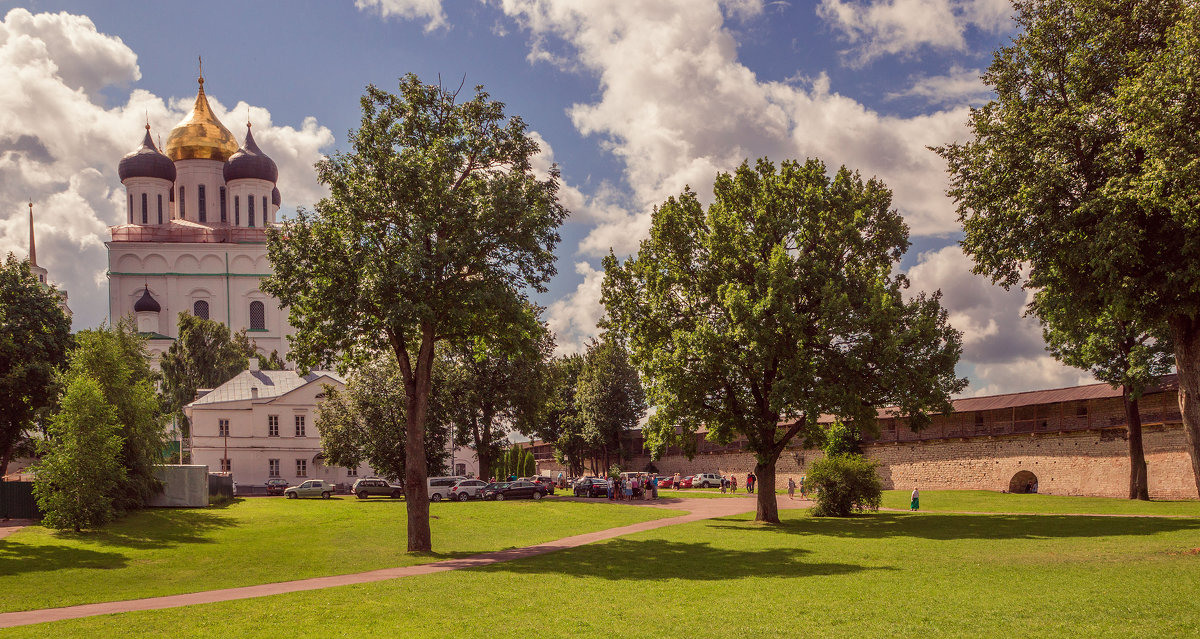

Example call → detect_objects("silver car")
450 479 487 501
284 479 334 499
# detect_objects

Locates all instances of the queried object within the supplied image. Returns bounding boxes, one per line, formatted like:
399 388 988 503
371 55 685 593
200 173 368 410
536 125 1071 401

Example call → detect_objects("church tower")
106 67 290 364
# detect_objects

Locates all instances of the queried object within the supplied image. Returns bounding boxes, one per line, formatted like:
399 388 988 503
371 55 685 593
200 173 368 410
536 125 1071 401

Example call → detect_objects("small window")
1076 403 1088 417
220 186 227 223
268 415 279 437
220 458 231 473
234 195 240 226
193 300 210 320
295 414 306 437
269 458 280 478
974 411 985 425
296 459 308 477
141 193 148 224
198 184 207 222
346 467 358 477
179 186 185 218
157 194 163 224
128 193 133 223
262 196 268 223
248 195 255 227
250 301 266 330
218 419 230 437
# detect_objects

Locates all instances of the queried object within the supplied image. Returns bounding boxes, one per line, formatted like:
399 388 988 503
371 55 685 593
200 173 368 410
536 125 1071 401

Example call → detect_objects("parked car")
573 477 609 498
656 476 674 489
694 473 722 488
451 478 488 501
677 476 695 489
530 475 556 495
352 477 404 499
482 480 547 501
428 476 465 502
265 478 290 496
284 479 334 499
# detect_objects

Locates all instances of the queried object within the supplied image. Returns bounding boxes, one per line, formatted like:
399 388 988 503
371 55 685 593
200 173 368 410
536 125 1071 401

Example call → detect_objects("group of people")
608 474 659 501
785 476 808 500
718 473 758 494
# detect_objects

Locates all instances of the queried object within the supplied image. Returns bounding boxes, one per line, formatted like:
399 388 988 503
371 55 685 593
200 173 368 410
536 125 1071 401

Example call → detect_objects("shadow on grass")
705 512 1200 540
54 508 239 551
0 542 127 576
478 538 881 581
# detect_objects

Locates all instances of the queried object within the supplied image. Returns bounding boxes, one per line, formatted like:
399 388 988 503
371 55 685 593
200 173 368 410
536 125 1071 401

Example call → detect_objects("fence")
0 481 41 520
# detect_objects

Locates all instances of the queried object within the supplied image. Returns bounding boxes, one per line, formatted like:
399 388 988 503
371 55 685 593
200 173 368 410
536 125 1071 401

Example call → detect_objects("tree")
160 313 252 436
538 354 587 475
0 254 72 476
316 356 448 483
264 75 567 551
67 321 165 511
575 338 647 471
33 376 125 531
807 454 883 517
602 158 965 523
935 0 1200 494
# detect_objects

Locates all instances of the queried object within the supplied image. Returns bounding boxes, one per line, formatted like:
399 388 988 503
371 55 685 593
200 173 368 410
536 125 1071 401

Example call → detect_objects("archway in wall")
1009 470 1039 493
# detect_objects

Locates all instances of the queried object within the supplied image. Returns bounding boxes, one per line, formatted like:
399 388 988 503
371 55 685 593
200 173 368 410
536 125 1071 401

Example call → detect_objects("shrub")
808 453 882 517
820 420 862 457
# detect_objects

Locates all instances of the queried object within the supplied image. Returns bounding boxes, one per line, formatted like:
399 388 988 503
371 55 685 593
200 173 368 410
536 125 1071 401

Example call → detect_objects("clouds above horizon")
0 8 334 332
818 0 1013 64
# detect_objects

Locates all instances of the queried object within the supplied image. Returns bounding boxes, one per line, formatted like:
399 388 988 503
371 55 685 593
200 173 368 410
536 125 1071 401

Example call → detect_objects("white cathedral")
108 72 293 363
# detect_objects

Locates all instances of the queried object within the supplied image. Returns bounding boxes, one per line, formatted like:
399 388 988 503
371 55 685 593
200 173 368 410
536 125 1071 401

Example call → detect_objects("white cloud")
546 261 606 354
887 65 992 105
354 0 448 31
0 9 334 331
817 0 1013 64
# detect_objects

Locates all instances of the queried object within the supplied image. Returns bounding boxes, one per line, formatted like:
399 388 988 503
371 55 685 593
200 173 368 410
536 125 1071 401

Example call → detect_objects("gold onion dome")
164 76 238 162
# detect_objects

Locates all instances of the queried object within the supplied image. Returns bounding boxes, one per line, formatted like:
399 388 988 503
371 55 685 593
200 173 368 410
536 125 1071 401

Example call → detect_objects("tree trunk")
0 438 12 478
1122 386 1149 500
1168 315 1200 498
754 457 779 523
403 327 436 552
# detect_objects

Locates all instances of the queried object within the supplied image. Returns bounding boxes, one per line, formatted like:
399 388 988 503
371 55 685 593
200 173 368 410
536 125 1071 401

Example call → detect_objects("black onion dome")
133 287 160 313
223 125 278 183
271 186 281 207
118 127 176 182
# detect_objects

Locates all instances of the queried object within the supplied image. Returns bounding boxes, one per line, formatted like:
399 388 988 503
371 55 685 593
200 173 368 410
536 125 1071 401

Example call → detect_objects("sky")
0 0 1101 397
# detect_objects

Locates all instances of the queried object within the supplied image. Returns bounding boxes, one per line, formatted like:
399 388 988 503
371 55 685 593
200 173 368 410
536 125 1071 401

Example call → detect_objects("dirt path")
0 496 797 629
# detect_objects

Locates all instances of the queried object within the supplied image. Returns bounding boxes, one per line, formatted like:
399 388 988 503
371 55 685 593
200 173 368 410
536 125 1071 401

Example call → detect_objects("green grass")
14 506 1199 638
880 489 1200 516
0 496 675 613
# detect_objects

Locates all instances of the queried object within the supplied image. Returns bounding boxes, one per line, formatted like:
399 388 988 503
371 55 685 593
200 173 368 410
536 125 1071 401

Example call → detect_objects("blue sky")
0 1 1100 396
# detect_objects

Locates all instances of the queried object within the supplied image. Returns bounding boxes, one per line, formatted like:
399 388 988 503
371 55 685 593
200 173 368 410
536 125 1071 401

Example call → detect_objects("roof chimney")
251 387 259 399
249 357 259 372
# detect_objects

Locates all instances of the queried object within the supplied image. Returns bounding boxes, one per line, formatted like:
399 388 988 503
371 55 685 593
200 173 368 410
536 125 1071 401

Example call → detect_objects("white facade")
185 366 373 488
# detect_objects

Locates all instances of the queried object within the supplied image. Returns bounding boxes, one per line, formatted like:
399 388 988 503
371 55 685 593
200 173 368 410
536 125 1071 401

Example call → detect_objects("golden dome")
164 77 238 162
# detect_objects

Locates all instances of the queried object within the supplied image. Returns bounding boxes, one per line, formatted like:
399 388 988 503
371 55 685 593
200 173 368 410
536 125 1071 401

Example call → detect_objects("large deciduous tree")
264 75 567 551
575 338 646 471
936 0 1200 494
603 158 965 523
537 354 587 476
0 254 72 476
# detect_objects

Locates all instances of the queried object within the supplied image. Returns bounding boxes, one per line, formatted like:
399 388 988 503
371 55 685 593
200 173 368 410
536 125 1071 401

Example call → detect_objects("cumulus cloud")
354 0 448 31
0 8 333 331
887 65 992 105
817 0 1013 64
546 261 606 355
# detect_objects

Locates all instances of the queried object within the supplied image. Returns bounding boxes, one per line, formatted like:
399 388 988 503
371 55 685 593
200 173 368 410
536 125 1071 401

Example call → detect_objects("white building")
184 360 373 489
108 71 291 362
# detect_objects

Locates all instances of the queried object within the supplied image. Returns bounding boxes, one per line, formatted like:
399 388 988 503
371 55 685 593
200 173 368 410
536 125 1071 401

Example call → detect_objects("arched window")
128 193 133 223
249 301 265 330
220 186 227 223
141 193 148 224
157 194 163 224
179 186 186 219
262 196 268 224
198 184 207 222
234 196 240 226
193 300 210 320
248 196 255 228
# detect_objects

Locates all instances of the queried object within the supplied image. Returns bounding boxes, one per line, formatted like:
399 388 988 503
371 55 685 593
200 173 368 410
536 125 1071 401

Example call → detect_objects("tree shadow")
0 542 127 576
704 512 1200 541
477 538 882 581
48 508 239 550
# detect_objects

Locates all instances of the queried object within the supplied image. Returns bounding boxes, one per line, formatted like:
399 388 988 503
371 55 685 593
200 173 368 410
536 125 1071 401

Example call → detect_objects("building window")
193 300 210 320
250 301 265 330
269 458 280 478
198 184 207 222
218 418 230 437
128 193 133 223
262 196 268 224
234 195 240 226
141 193 148 224
294 414 306 437
296 459 307 477
346 467 358 477
1076 402 1088 417
179 186 185 219
220 458 231 473
248 195 255 227
220 186 227 223
268 415 279 437
157 194 163 224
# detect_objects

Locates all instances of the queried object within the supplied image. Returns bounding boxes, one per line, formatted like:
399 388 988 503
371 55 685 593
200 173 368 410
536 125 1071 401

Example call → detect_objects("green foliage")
259 350 288 371
159 313 252 435
65 321 165 512
608 463 622 481
602 157 964 522
819 421 862 458
263 74 567 551
540 354 586 474
316 356 448 482
522 449 535 477
33 376 125 531
0 253 72 474
576 338 646 469
807 454 883 517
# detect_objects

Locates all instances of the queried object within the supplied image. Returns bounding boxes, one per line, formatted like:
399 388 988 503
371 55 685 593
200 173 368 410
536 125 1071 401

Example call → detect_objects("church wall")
226 179 274 227
174 160 226 224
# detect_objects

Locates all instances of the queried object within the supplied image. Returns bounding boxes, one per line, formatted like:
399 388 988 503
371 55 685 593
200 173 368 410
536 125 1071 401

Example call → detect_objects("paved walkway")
0 496 805 629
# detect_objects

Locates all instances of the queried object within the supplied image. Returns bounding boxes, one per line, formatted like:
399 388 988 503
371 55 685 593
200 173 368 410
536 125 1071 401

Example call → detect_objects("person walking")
910 487 920 511
651 475 659 499
787 477 796 500
731 475 738 492
746 472 755 494
799 475 806 499
720 475 728 494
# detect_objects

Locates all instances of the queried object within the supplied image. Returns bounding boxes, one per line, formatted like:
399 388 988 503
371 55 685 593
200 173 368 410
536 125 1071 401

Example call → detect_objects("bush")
807 453 882 517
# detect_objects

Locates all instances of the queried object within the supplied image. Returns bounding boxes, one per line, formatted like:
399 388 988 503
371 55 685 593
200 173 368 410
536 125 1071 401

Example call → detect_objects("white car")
694 473 723 488
427 476 466 502
450 479 488 501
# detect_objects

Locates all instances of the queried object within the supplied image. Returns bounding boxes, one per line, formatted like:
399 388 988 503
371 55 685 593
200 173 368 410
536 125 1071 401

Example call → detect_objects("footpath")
0 495 801 629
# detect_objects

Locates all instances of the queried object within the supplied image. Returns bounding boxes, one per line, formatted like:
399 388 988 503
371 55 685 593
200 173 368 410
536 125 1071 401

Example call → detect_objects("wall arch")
143 253 169 272
175 255 200 273
1009 470 1039 494
116 254 143 271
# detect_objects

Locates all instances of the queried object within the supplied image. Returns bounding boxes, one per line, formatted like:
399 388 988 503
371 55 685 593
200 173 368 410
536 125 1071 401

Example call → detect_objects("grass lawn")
0 497 675 613
12 504 1200 638
880 489 1200 516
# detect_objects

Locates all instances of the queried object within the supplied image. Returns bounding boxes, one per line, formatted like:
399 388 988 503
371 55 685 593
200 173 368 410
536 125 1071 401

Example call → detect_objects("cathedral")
108 71 293 363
